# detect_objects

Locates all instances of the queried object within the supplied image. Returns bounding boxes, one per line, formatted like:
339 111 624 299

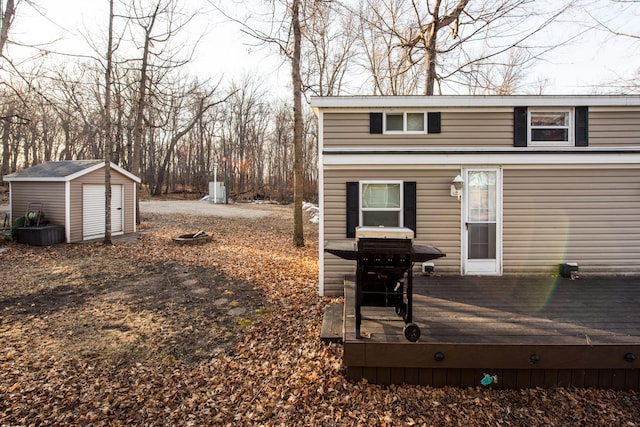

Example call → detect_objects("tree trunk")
132 3 159 220
0 0 15 57
154 99 213 196
103 0 115 245
424 24 437 96
1 106 12 180
291 0 305 247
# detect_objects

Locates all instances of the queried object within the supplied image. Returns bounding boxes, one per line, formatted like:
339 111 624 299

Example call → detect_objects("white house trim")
318 110 326 296
311 95 640 112
132 182 137 232
323 152 640 167
4 162 142 183
65 181 71 243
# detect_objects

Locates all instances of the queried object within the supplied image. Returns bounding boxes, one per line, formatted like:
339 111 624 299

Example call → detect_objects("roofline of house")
3 161 142 183
310 95 640 113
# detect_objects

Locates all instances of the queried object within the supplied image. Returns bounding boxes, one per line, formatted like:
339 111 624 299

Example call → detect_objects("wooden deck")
334 274 640 389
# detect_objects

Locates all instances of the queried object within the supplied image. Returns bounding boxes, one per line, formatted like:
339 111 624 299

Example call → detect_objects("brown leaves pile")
1 205 639 426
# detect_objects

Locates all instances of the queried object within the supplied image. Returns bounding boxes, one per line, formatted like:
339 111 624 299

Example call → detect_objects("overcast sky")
6 0 640 96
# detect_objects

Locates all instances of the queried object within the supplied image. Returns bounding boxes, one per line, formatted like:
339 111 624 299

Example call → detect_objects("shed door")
83 184 123 240
111 185 123 234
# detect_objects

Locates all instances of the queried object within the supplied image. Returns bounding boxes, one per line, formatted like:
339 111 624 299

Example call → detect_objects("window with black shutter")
346 181 417 237
369 112 441 134
515 106 588 147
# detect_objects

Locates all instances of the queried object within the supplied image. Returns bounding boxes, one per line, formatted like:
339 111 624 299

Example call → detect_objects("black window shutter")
369 113 383 134
575 106 588 147
427 112 441 134
514 107 528 147
403 181 417 237
346 182 359 238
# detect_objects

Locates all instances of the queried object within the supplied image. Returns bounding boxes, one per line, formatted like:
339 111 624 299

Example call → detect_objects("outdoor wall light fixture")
450 174 464 200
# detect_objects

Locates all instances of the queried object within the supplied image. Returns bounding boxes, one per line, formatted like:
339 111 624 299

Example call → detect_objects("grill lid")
355 226 414 241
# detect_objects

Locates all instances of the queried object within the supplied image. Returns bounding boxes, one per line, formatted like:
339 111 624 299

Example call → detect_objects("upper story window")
528 110 572 146
369 112 441 135
360 181 403 227
384 112 426 134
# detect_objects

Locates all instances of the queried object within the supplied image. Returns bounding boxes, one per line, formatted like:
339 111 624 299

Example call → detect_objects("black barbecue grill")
357 235 416 340
325 226 446 342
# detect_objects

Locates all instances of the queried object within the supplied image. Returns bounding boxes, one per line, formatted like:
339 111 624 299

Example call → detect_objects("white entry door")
463 169 502 275
111 185 123 234
83 184 123 240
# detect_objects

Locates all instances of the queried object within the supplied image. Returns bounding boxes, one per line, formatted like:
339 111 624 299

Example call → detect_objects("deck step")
320 303 344 344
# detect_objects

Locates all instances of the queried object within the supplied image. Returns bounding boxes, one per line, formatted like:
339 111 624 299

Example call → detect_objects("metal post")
212 162 218 203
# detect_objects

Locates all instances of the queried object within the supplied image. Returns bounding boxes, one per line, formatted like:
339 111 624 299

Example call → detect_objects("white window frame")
359 180 404 227
383 112 427 134
528 109 573 147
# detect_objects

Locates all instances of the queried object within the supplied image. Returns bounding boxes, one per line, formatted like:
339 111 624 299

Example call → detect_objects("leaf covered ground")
1 203 639 426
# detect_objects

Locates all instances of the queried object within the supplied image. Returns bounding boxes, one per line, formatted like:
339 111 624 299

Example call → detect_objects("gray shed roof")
3 160 141 183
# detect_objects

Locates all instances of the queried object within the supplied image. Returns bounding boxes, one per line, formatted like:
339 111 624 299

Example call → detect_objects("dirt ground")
1 201 302 364
1 201 325 425
1 200 639 426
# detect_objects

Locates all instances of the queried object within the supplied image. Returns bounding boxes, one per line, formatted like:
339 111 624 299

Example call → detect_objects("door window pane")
467 171 497 261
468 223 496 259
468 171 496 221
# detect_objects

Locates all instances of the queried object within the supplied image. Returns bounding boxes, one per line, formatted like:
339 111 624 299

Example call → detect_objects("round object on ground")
172 232 212 245
404 323 421 342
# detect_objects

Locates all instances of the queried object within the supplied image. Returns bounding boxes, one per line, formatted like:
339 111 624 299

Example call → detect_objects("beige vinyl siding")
503 168 640 275
323 111 513 149
9 182 66 227
589 109 640 146
323 167 461 296
71 168 136 242
322 108 640 150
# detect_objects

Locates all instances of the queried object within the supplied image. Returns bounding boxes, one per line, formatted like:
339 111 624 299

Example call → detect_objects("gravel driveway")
139 200 276 219
0 199 279 222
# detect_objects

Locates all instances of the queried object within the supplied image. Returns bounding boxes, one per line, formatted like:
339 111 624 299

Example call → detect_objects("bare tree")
221 75 268 199
103 0 115 245
123 0 200 219
356 0 422 94
463 48 528 95
585 0 640 40
582 0 640 93
0 0 15 57
356 0 575 95
219 0 306 246
302 1 358 96
268 99 293 201
153 79 228 195
1 0 18 180
403 0 470 94
290 0 304 247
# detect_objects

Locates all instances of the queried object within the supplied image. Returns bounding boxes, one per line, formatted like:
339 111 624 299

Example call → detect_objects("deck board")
340 274 640 389
320 303 344 343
